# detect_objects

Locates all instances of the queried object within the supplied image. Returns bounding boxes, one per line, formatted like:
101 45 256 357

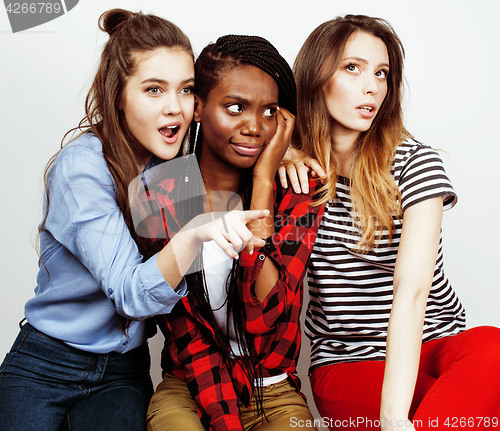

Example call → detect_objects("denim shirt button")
107 288 113 296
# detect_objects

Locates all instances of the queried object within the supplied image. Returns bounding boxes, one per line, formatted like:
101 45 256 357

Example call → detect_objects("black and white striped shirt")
306 139 466 370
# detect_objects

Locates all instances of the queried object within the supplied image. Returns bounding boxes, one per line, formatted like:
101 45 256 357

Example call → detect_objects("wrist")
251 174 274 189
176 224 203 248
380 406 410 428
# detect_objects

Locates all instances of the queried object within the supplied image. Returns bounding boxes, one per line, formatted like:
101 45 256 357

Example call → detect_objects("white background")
1 1 499 427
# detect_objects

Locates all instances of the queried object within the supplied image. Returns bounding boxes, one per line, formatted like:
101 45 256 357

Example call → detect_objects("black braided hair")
184 35 297 424
194 34 297 115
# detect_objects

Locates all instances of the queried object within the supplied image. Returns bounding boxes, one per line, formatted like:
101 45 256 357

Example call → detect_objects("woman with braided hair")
148 35 323 431
0 11 269 431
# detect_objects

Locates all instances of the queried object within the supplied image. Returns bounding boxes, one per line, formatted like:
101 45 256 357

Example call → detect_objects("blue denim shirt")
25 133 186 354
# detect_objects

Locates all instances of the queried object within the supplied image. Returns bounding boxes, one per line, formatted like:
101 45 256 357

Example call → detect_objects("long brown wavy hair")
40 9 193 259
294 15 410 251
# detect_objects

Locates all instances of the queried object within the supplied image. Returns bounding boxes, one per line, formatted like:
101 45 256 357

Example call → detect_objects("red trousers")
310 326 500 430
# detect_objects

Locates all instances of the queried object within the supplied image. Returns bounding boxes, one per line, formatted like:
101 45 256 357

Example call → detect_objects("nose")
363 73 379 96
162 92 182 116
240 113 261 136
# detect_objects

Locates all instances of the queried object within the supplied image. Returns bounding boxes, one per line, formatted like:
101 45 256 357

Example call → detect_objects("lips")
159 122 181 144
230 142 262 156
356 103 377 119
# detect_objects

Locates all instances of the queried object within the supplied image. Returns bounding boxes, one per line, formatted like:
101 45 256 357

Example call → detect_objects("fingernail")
248 250 253 255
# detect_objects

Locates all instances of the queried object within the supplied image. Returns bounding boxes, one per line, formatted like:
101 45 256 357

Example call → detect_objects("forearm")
248 177 279 302
248 176 275 238
381 291 427 425
157 209 268 289
247 108 295 301
381 197 443 427
241 180 324 329
156 229 202 289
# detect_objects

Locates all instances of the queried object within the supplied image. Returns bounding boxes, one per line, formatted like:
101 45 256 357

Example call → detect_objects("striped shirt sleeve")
394 142 458 213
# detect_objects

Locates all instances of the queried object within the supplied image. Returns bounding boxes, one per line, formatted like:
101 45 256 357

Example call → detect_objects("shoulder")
46 133 116 203
56 133 105 165
51 133 112 183
393 138 447 181
394 139 457 212
394 138 441 164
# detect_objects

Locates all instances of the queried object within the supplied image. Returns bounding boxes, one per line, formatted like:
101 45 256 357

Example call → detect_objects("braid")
224 178 268 416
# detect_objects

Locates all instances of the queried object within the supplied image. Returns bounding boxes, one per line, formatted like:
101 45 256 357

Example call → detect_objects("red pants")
310 326 500 430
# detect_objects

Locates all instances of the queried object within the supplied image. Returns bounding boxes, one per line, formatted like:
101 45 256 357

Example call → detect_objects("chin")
158 147 182 161
243 156 262 168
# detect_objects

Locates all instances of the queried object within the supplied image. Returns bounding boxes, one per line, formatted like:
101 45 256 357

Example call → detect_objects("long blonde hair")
294 15 410 251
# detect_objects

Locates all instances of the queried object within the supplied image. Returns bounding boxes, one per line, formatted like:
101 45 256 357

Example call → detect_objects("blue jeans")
0 321 154 431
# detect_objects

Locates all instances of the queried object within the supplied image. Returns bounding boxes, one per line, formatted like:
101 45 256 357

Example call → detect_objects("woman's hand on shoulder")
278 146 326 194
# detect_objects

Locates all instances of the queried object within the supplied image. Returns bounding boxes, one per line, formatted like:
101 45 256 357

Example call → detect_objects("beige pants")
147 373 318 430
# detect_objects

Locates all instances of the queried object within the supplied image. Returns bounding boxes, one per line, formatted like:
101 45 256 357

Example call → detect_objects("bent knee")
458 326 500 362
147 375 203 431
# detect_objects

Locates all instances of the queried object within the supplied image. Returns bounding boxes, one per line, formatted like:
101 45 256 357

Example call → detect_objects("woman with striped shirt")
291 14 500 430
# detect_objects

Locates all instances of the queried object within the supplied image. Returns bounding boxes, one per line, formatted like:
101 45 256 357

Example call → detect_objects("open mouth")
159 125 180 138
359 106 373 112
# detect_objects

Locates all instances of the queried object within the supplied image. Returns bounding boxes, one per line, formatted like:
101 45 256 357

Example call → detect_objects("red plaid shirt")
155 179 324 431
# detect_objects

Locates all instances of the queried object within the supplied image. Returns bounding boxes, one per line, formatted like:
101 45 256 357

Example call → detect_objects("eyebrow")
223 94 249 104
343 56 390 68
140 77 195 85
223 94 278 107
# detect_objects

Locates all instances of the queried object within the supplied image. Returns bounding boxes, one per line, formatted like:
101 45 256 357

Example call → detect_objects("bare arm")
248 107 294 302
380 196 443 430
157 209 268 289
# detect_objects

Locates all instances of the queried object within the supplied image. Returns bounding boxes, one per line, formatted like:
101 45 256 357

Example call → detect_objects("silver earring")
192 123 200 154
